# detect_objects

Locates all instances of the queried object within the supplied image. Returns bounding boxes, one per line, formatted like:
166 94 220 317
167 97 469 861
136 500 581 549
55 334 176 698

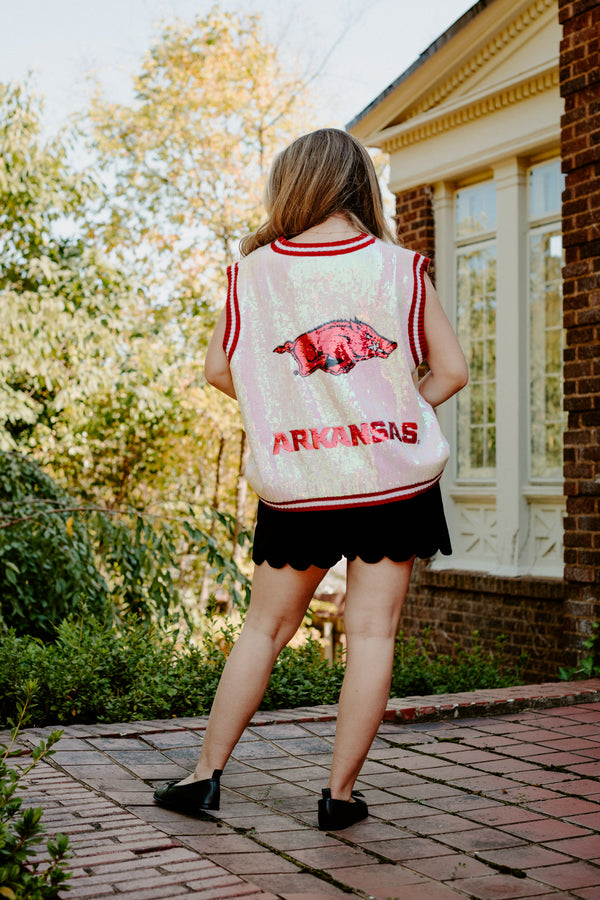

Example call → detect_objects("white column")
493 158 528 574
432 182 457 453
432 182 461 564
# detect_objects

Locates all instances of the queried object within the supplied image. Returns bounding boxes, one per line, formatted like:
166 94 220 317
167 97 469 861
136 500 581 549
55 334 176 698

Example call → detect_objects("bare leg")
328 556 414 800
179 562 327 784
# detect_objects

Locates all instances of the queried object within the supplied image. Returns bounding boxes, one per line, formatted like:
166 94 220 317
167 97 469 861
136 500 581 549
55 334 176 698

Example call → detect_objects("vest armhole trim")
223 262 240 361
408 253 429 368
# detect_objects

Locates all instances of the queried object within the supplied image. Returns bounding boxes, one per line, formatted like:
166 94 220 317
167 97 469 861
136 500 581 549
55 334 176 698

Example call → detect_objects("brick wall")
394 179 571 681
403 563 567 683
559 0 600 652
396 186 436 281
390 5 600 681
395 562 572 683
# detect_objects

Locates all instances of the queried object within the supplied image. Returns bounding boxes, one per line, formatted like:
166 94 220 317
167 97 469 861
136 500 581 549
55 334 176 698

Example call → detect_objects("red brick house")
349 0 599 680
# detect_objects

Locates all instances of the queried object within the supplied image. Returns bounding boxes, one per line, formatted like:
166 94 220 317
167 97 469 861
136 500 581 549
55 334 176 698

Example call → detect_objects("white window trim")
527 158 564 486
431 161 564 578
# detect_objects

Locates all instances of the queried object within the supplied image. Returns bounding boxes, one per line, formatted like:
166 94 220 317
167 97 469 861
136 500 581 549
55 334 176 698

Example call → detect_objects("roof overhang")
348 0 559 151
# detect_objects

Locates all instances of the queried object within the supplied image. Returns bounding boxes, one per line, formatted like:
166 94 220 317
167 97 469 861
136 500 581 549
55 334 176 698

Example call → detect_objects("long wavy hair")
239 128 397 256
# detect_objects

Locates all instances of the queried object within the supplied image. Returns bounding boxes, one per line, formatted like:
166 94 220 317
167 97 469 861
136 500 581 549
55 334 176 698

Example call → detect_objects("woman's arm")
418 274 469 408
204 307 237 400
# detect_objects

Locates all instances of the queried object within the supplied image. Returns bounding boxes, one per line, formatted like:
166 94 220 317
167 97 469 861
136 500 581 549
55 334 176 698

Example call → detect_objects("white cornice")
377 63 558 156
350 0 557 143
388 125 560 194
388 123 559 193
399 0 556 125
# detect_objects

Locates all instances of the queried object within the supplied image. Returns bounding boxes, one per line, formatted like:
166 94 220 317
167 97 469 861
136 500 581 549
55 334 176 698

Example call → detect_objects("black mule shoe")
318 787 368 831
153 769 222 813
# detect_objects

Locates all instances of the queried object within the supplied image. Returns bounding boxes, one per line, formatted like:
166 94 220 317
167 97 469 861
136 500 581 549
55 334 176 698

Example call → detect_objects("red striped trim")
408 253 429 367
417 256 428 362
223 262 240 361
260 472 443 512
230 263 240 358
223 265 233 355
272 233 375 257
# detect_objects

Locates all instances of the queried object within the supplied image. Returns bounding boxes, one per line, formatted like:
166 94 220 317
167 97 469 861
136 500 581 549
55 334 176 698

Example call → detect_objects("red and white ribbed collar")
271 233 375 257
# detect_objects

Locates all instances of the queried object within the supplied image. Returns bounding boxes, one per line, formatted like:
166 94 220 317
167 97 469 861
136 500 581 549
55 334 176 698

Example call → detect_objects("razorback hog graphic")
274 318 397 377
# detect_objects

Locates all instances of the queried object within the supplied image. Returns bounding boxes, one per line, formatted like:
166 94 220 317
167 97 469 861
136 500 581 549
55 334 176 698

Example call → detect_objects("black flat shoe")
153 769 222 813
318 787 368 831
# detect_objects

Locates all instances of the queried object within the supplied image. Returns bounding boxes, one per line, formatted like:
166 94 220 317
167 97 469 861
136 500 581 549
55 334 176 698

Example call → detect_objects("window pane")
456 181 497 239
530 160 563 219
545 285 562 329
470 426 483 469
457 244 497 479
545 329 562 373
530 228 565 479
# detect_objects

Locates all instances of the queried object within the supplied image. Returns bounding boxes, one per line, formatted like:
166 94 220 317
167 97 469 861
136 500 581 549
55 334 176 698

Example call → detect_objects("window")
529 161 565 480
455 182 497 480
433 158 565 577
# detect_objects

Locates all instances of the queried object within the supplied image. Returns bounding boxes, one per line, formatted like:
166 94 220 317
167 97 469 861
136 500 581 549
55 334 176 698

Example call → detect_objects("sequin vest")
223 234 449 511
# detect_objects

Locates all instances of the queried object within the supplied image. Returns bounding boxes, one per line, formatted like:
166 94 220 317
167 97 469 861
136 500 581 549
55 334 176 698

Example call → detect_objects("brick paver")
10 679 600 899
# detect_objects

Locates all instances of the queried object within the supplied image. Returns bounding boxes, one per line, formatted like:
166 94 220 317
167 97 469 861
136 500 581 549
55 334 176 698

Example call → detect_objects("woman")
154 128 468 831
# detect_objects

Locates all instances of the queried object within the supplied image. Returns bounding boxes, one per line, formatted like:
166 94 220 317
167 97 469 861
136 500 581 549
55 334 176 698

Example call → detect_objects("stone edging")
5 679 600 746
384 678 600 724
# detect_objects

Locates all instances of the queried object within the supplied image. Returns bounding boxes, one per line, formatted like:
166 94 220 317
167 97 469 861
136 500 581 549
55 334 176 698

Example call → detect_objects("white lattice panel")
529 500 565 576
454 502 498 561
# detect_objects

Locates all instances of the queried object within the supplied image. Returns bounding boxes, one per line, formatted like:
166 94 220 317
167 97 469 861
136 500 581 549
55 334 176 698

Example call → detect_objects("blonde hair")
240 128 397 256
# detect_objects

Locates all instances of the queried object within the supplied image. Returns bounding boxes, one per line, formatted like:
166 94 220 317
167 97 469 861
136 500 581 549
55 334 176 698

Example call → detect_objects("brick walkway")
9 679 600 899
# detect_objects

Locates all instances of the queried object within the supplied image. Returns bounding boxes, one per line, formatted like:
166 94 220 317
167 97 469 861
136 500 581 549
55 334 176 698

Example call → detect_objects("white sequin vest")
223 234 449 511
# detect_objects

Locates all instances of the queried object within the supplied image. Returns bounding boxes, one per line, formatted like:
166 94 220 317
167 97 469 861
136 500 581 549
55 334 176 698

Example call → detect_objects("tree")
85 6 316 543
87 7 314 317
0 84 234 619
1 9 320 613
0 82 210 516
0 80 142 478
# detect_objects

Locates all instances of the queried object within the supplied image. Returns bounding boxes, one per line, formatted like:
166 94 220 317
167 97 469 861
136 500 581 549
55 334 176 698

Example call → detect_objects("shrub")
0 615 525 730
559 622 599 680
391 629 525 698
0 688 71 898
0 615 220 727
0 451 108 639
263 637 344 710
0 451 251 642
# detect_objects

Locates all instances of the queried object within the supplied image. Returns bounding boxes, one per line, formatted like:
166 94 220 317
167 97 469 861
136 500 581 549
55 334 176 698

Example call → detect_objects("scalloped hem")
251 483 452 573
252 544 452 571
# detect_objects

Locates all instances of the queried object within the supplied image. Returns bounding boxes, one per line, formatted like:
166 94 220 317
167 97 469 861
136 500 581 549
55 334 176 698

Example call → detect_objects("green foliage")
0 451 252 641
0 451 108 639
0 82 136 457
558 622 599 680
390 629 524 698
93 511 180 622
263 638 344 710
0 614 524 730
86 6 315 314
0 78 255 591
0 616 214 727
184 508 252 609
0 688 71 898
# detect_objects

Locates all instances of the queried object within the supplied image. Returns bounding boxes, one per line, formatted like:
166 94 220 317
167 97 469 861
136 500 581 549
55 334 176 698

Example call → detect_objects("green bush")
0 615 524 730
0 615 219 727
0 690 71 898
391 629 525 698
0 451 108 639
263 638 344 709
559 621 599 680
0 451 251 642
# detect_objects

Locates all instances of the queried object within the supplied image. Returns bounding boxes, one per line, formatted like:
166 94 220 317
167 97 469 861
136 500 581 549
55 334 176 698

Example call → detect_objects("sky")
1 0 477 136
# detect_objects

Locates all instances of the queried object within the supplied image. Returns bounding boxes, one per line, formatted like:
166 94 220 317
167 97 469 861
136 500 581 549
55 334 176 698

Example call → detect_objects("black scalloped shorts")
252 482 452 571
